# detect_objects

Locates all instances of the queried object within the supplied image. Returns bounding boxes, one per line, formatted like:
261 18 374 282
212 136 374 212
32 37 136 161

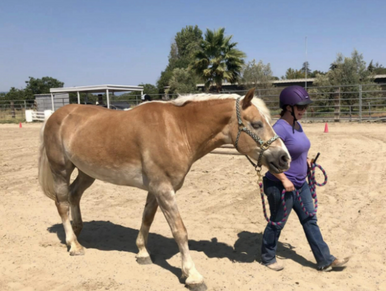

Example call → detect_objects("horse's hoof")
136 256 153 265
185 283 207 291
69 248 85 256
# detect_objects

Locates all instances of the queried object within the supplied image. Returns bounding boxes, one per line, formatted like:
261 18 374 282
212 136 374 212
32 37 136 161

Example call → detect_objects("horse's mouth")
269 162 285 174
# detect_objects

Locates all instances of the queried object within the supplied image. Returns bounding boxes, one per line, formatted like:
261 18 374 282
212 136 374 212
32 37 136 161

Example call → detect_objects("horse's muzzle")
264 148 291 174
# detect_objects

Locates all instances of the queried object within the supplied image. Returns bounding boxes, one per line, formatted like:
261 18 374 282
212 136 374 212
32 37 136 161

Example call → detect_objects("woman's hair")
279 108 286 117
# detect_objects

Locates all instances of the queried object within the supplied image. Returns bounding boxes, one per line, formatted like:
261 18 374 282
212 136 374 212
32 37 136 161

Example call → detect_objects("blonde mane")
172 93 271 122
251 97 272 122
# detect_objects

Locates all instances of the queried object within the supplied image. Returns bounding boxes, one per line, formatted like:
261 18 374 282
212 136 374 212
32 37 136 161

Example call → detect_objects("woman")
261 85 349 271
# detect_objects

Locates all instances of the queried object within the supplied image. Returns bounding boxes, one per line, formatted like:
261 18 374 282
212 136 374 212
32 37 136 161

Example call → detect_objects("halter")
234 97 280 173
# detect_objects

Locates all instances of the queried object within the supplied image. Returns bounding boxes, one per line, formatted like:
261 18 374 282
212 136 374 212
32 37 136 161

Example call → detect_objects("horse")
38 88 290 290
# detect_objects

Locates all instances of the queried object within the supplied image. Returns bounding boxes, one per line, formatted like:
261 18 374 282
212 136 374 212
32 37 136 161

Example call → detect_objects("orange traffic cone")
324 122 328 133
19 122 22 128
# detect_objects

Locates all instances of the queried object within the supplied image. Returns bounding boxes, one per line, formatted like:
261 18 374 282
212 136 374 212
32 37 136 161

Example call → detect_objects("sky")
1 0 385 92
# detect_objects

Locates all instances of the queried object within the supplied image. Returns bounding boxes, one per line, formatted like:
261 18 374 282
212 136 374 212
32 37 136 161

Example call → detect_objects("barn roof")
50 84 143 94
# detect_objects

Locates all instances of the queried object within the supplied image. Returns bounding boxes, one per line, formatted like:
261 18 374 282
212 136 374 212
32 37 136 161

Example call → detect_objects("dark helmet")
279 86 313 109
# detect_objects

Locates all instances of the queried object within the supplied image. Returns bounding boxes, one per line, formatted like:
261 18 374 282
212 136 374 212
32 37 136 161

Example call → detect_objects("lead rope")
258 163 328 226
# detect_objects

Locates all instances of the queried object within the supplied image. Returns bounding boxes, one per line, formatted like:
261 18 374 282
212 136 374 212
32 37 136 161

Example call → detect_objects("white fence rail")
25 110 53 122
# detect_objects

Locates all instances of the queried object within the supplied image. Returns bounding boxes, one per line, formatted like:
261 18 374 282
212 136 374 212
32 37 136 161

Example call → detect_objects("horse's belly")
73 159 147 190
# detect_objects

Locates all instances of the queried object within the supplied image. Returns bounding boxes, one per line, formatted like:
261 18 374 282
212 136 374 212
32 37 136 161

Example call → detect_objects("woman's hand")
270 172 295 192
282 178 295 192
307 157 312 170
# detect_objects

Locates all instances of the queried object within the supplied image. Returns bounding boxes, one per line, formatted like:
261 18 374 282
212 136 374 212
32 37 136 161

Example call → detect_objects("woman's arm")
270 172 295 192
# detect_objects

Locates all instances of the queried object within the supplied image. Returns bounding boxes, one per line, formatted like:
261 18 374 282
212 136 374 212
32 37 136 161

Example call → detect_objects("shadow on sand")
48 220 315 280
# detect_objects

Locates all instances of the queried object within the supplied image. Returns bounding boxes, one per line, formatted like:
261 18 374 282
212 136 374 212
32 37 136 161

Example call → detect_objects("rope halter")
234 97 280 173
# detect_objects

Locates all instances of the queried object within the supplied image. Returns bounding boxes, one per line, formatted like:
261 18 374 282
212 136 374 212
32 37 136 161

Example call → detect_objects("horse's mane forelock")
251 97 272 122
172 93 271 122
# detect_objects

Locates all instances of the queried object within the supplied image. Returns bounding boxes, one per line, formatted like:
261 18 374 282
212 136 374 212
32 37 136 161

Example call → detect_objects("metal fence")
0 100 35 122
261 84 386 122
139 83 386 122
1 84 386 123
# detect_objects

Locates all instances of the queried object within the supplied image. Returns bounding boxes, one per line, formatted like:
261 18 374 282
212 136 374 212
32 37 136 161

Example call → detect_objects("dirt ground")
1 122 386 291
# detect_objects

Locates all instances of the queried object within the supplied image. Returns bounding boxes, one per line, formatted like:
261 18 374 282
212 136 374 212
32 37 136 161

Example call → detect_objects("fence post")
359 85 362 122
349 105 352 121
10 101 15 118
25 110 33 122
334 87 340 122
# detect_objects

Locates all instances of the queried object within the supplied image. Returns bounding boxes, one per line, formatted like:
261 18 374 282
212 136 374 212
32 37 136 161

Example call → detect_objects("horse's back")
47 103 141 151
47 104 123 127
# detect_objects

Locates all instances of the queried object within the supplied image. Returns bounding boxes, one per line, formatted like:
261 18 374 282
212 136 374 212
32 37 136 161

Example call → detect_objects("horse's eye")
251 121 263 129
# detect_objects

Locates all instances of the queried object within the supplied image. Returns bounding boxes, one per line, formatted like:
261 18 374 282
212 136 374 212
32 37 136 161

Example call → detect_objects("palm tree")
190 28 246 92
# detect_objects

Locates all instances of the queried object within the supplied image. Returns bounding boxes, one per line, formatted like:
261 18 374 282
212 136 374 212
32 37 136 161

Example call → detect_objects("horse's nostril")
280 153 290 167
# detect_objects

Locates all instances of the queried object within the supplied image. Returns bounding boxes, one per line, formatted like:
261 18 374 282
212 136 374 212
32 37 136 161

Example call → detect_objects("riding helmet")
279 85 313 109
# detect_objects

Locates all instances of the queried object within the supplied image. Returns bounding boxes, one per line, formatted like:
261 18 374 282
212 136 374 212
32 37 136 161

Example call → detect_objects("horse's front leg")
153 185 206 291
136 192 158 264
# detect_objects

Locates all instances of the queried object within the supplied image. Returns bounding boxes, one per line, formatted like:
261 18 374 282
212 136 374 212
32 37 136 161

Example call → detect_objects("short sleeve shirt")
265 119 310 187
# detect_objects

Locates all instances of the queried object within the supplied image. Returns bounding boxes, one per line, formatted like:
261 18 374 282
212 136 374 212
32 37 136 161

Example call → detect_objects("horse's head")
232 88 290 174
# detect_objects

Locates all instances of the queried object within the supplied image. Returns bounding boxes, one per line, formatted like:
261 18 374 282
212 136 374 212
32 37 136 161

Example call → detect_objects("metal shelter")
49 84 144 110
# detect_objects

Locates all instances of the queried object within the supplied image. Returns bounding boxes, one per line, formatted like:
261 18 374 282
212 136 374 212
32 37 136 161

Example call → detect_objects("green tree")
25 76 64 99
326 50 373 85
301 61 311 76
119 83 159 100
168 68 199 94
4 87 26 100
157 69 174 94
190 27 246 92
309 70 326 77
368 60 386 74
240 59 274 90
282 68 305 79
157 26 203 93
282 63 324 79
173 25 203 68
312 49 380 107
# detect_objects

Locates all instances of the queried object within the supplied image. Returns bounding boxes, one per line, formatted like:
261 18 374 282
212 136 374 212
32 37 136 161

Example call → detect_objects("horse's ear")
242 88 255 109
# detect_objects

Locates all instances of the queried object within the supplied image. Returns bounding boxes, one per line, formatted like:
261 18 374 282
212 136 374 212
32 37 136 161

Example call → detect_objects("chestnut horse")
38 88 290 290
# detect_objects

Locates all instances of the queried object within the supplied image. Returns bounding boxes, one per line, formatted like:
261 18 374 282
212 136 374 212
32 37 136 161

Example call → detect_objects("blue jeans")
261 177 335 269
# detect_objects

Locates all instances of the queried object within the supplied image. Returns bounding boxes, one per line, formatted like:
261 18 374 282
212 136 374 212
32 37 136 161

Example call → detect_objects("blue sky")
1 0 385 92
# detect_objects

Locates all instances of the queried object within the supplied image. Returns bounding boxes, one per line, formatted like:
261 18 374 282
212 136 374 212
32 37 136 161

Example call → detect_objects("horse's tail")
38 121 56 201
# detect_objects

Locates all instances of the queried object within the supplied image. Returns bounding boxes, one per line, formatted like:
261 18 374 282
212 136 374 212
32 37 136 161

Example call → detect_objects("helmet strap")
290 105 297 134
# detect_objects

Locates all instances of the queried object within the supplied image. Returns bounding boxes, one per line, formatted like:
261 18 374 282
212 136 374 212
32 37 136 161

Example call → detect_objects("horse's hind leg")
69 170 95 237
136 192 158 264
52 165 85 256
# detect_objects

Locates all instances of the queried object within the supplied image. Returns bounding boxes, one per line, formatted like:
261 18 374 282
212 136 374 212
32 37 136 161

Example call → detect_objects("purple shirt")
265 119 310 188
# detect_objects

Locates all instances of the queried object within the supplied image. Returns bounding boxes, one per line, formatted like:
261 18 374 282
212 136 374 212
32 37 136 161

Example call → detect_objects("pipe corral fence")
1 84 386 123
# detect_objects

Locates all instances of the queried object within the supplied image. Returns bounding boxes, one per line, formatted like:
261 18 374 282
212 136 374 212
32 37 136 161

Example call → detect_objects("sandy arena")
1 122 386 291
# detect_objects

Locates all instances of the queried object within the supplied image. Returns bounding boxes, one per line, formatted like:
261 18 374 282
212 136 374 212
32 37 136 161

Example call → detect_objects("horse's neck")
183 99 234 159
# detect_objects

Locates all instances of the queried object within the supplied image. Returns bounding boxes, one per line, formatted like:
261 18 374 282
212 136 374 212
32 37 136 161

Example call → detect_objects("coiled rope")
259 163 328 226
